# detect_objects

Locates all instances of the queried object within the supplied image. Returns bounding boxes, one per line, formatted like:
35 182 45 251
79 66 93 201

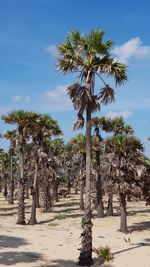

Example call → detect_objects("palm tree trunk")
95 151 104 218
67 177 72 195
3 174 8 198
17 178 25 224
106 192 113 216
78 106 93 266
0 179 2 192
74 179 78 194
80 175 84 210
17 131 26 225
40 183 53 213
39 185 45 211
8 154 14 204
53 179 59 202
120 192 127 233
45 184 53 212
3 162 8 198
25 180 29 199
28 160 38 225
36 187 40 208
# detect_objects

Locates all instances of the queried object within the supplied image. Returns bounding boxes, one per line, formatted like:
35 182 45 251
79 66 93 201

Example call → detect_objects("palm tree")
49 138 64 201
57 29 127 265
92 116 113 217
106 134 144 233
69 134 86 210
0 149 9 198
28 114 62 225
3 130 16 204
142 158 150 205
107 117 134 215
1 110 40 224
63 142 79 195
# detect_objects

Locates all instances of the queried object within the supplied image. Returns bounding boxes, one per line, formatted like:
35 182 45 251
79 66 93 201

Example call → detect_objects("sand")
0 193 150 267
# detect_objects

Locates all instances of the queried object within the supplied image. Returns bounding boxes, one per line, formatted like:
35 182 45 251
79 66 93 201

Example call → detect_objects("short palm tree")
106 134 144 233
69 134 86 210
92 116 113 217
2 110 40 224
0 149 9 197
3 130 16 204
49 138 64 201
107 118 133 216
28 114 62 225
57 29 127 265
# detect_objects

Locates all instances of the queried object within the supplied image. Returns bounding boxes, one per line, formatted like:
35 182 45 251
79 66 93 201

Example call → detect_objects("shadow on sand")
38 213 83 225
0 251 42 266
37 259 115 267
0 204 31 212
55 200 80 208
0 234 42 266
0 206 17 211
52 207 79 213
0 235 29 248
114 238 150 256
128 221 150 232
128 208 150 216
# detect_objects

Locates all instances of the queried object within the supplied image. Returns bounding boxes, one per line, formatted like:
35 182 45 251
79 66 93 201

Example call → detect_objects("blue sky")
0 0 150 156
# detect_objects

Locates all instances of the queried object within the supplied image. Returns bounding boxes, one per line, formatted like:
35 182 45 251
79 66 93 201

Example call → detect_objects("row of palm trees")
1 114 148 219
0 111 149 264
0 111 62 225
65 116 148 230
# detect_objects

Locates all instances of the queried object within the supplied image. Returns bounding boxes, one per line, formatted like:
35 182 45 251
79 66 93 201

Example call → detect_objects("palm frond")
99 85 115 105
73 112 85 130
108 62 128 85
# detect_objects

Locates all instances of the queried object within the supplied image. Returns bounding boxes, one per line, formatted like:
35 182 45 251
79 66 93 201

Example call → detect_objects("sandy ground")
0 193 150 267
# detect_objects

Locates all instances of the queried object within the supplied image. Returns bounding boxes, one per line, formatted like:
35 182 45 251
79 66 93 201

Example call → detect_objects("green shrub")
93 246 113 264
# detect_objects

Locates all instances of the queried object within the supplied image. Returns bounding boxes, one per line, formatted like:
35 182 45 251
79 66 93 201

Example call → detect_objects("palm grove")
0 29 150 266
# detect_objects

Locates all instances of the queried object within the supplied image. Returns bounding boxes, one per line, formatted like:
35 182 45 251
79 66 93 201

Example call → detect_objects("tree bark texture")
78 106 93 266
8 154 14 204
95 151 104 218
106 192 113 216
17 131 26 225
120 192 127 233
28 160 38 225
80 173 85 210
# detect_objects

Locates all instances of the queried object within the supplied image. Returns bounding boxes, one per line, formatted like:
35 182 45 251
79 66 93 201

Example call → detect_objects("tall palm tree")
1 110 40 224
57 29 127 265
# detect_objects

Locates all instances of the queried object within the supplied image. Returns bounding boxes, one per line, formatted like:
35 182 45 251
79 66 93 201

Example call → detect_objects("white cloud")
46 44 57 57
13 95 31 103
46 85 72 111
106 110 133 119
113 37 150 63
